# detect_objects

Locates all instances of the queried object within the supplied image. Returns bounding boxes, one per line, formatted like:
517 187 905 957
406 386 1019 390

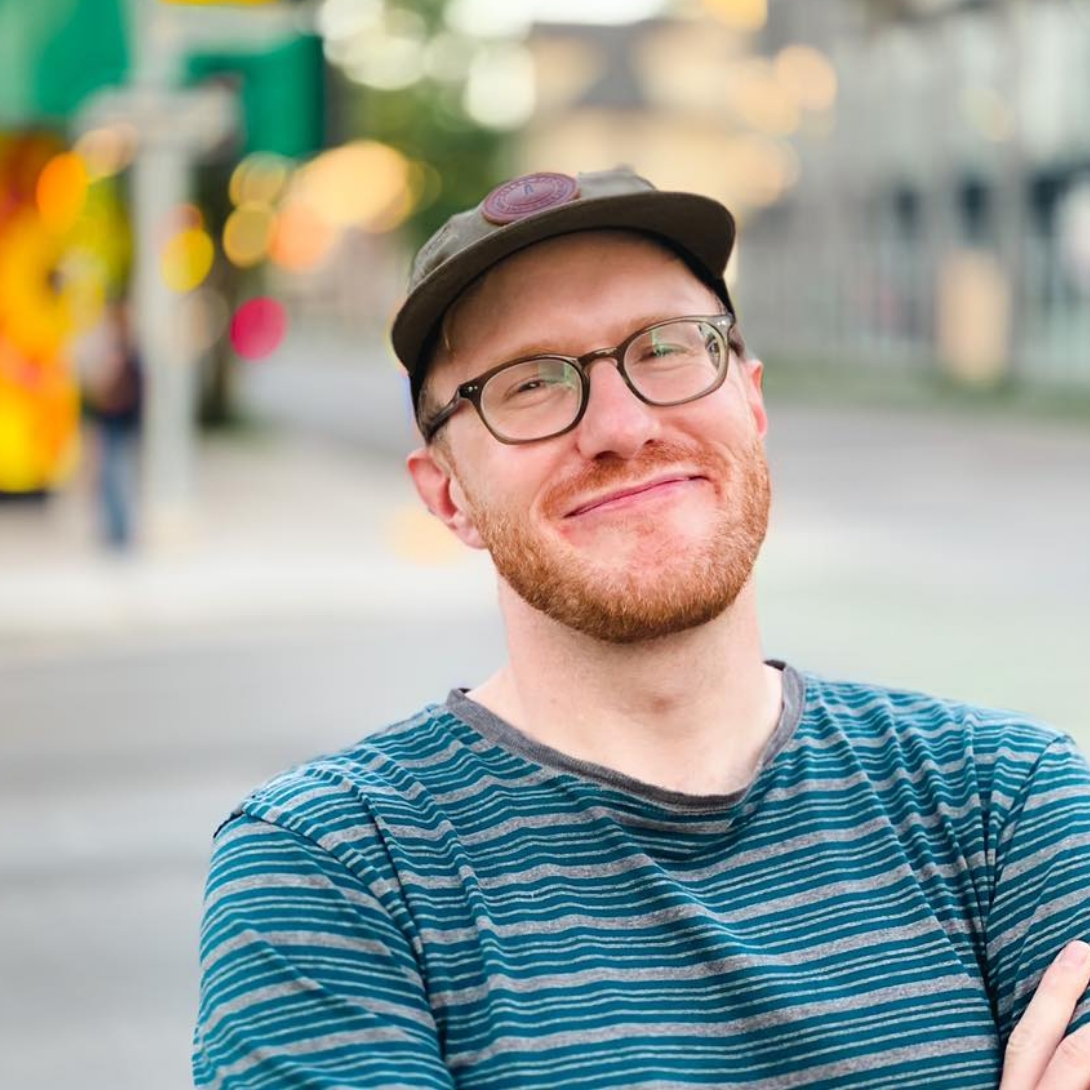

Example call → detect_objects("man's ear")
406 445 486 550
740 357 769 439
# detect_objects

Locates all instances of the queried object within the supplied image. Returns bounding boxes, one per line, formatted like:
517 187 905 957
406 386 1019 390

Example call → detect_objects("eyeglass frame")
420 312 737 445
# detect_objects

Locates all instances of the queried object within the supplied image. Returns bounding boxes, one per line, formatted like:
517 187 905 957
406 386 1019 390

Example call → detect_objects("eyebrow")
489 313 699 362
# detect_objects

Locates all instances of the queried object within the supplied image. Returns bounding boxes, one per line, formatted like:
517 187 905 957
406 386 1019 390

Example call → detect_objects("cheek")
472 452 560 523
706 378 764 435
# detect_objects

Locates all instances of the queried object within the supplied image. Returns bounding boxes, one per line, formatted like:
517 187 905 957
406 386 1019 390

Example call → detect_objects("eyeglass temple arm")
420 386 472 442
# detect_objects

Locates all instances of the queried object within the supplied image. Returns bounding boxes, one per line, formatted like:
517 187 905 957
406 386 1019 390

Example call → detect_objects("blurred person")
193 170 1090 1088
80 299 142 549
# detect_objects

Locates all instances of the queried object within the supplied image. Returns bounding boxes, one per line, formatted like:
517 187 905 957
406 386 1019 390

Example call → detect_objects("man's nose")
574 358 659 460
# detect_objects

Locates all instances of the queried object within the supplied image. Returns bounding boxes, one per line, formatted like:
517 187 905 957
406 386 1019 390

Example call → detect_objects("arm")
1000 940 1090 1090
193 814 455 1090
987 736 1090 1082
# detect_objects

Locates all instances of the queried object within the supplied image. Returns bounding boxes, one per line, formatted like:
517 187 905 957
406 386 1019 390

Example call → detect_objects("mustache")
542 442 726 517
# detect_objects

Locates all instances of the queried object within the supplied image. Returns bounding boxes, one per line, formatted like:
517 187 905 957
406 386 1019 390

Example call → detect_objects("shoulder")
797 671 1085 808
216 702 479 857
802 671 1069 757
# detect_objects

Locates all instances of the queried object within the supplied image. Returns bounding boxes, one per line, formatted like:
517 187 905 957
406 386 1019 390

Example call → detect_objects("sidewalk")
0 425 495 648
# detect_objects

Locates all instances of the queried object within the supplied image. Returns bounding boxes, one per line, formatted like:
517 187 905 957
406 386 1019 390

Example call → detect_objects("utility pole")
76 0 308 551
995 0 1028 378
76 1 236 550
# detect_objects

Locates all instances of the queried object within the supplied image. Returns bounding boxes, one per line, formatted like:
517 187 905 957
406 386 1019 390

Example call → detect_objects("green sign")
186 35 325 158
0 0 129 125
0 0 323 158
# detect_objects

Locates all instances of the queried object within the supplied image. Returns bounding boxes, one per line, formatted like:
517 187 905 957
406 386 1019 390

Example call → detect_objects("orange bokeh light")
36 152 89 235
268 202 337 273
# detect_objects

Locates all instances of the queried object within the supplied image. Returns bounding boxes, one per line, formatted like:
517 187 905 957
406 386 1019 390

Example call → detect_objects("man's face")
409 230 771 644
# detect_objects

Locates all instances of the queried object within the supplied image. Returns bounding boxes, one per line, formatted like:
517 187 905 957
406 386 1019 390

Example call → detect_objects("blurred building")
746 0 1090 388
514 0 1090 391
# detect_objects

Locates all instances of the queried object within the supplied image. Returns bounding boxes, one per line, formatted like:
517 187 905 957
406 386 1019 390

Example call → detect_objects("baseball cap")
390 167 737 410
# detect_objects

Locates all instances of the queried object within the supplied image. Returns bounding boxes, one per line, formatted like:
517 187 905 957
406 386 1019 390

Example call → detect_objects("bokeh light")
160 226 215 293
223 202 276 267
294 140 415 232
74 125 138 180
36 152 89 235
463 45 536 130
728 60 800 136
774 45 838 113
157 203 206 249
229 153 291 207
230 297 287 360
66 179 133 299
318 0 384 41
268 200 337 272
56 251 107 334
335 6 428 90
702 0 767 32
0 211 73 358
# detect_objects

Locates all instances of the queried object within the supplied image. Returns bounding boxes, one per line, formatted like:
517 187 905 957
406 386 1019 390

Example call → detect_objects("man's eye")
500 375 568 402
513 379 546 395
637 342 688 364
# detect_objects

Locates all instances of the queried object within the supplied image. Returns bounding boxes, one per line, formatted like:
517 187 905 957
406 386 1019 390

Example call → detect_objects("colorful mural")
0 130 130 493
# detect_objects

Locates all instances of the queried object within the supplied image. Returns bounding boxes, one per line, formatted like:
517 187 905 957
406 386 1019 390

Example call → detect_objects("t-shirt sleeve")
986 735 1090 1044
193 812 455 1090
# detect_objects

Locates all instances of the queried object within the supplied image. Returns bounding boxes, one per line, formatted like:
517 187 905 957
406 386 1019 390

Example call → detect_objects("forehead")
474 229 697 302
434 230 716 374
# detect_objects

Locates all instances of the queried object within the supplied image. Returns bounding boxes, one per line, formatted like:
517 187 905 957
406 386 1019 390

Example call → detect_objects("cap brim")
391 189 735 382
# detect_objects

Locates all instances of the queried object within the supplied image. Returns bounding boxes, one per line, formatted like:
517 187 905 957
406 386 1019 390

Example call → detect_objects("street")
1 388 1089 1090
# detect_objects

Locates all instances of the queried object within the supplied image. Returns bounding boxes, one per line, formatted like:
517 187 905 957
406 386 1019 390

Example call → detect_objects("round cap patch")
482 172 580 225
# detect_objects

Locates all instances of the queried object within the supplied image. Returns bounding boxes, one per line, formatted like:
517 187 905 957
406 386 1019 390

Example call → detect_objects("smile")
565 475 704 518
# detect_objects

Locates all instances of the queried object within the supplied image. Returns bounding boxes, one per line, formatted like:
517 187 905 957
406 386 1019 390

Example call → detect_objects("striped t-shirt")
194 664 1090 1088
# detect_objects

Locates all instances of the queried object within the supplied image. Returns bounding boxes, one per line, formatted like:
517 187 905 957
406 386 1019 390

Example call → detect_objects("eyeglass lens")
479 318 726 442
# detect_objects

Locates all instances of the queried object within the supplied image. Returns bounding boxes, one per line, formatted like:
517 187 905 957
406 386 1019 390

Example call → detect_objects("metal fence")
737 223 1090 391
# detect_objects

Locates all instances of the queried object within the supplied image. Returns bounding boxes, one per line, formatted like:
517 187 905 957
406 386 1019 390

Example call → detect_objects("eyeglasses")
421 313 735 445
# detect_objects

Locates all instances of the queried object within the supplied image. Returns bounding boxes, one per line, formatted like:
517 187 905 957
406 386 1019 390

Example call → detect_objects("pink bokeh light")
230 297 287 361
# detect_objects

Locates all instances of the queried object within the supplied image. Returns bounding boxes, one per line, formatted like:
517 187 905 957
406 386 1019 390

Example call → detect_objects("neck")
468 581 782 796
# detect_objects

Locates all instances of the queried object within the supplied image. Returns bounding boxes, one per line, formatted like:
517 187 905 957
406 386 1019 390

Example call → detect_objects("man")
194 169 1090 1088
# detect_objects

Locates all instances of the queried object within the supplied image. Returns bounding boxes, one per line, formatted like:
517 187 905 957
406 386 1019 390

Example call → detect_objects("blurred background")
1 0 1088 1086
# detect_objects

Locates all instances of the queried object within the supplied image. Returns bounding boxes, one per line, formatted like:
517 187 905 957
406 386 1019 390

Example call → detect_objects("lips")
565 474 701 518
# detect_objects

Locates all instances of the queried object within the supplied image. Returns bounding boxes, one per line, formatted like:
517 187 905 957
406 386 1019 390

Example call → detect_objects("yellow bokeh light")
366 185 415 233
295 140 415 232
702 0 766 32
36 152 89 235
66 179 133 296
775 45 838 113
160 227 215 292
0 211 72 358
56 253 107 334
223 202 276 267
728 61 799 136
229 152 291 207
0 342 80 493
